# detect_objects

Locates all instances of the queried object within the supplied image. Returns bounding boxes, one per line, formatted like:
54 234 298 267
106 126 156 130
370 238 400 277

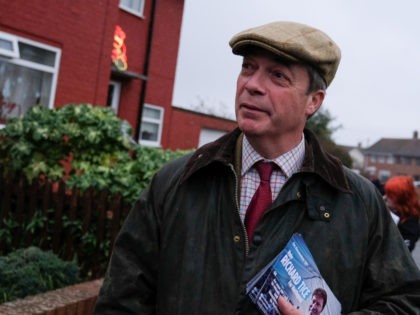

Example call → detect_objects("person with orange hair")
384 176 420 252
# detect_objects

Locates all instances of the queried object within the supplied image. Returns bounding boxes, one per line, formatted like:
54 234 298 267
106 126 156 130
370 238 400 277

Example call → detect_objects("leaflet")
246 233 341 315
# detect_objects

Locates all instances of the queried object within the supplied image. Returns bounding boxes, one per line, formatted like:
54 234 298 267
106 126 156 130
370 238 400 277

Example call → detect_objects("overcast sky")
172 0 420 147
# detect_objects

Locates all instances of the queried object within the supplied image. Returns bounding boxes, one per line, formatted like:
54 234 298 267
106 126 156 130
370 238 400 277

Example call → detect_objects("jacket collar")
301 128 351 193
181 128 350 193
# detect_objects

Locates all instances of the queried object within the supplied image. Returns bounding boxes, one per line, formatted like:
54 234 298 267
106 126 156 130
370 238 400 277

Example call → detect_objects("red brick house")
363 131 420 191
0 0 236 150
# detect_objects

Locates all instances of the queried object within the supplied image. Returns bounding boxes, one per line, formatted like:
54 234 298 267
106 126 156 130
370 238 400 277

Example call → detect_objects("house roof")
364 137 420 157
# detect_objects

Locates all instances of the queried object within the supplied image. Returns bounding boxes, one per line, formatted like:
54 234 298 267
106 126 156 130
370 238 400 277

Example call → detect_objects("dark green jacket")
94 128 420 314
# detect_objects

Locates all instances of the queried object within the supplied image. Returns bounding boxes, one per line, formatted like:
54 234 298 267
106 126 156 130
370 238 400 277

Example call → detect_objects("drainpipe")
135 0 157 141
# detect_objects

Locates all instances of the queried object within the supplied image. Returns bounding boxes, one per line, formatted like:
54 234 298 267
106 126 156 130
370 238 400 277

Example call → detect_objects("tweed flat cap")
229 21 341 87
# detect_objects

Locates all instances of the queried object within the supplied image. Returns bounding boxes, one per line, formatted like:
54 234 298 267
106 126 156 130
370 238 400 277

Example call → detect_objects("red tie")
245 161 275 241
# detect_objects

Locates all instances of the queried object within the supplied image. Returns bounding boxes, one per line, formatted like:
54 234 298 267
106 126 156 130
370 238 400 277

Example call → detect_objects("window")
107 80 121 115
119 0 145 17
377 155 385 164
0 32 60 125
370 155 376 163
402 156 412 165
139 104 163 147
386 156 394 164
0 32 19 58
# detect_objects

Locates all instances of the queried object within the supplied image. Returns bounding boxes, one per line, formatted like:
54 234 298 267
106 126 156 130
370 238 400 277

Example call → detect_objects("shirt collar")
241 135 306 178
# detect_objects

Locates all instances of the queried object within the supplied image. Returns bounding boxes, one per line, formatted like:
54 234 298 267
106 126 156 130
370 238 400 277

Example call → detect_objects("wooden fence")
0 174 132 279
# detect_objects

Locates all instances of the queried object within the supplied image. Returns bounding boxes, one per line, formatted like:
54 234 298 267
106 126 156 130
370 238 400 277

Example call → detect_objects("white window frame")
119 0 145 18
139 104 164 147
0 32 61 112
0 31 19 58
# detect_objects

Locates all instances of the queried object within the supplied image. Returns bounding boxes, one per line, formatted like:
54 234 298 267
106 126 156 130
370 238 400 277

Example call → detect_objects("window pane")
132 0 142 11
143 107 161 119
402 157 411 165
140 122 159 141
0 60 52 123
120 0 143 13
0 38 13 51
19 42 56 67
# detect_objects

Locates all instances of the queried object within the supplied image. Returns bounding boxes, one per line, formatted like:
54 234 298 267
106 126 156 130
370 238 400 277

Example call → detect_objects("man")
308 288 327 315
94 21 420 314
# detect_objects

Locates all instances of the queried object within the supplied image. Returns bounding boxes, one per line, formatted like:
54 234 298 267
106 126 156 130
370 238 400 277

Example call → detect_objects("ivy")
0 104 191 204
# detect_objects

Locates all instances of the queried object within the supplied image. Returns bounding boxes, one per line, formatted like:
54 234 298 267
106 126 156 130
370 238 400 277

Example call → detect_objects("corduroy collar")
182 128 350 193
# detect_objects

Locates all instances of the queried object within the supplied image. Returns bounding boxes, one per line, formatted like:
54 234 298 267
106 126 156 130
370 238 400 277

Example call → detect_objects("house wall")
364 159 420 195
167 107 237 150
0 0 118 107
365 159 420 177
1 0 235 150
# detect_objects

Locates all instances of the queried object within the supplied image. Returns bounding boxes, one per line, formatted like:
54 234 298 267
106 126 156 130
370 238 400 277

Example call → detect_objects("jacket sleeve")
93 180 161 315
348 187 420 314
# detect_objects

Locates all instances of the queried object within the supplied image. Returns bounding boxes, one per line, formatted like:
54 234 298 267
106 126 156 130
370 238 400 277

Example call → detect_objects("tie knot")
255 161 275 182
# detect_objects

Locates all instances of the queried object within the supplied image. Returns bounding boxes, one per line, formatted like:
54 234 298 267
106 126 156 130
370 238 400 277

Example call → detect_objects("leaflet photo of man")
308 288 327 315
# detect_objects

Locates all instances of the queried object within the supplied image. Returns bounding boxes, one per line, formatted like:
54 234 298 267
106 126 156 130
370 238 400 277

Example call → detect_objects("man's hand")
277 296 304 315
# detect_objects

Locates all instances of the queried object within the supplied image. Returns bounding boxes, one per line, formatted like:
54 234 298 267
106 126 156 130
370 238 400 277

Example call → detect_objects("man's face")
235 49 324 147
308 294 325 315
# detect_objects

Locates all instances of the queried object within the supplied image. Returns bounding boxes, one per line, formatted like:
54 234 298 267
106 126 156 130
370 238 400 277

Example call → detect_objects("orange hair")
384 176 420 222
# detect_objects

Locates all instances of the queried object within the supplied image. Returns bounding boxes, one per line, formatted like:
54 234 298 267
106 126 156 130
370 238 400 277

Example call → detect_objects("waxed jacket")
94 128 420 315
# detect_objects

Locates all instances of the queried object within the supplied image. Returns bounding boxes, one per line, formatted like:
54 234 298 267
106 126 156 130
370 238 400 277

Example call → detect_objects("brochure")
246 233 341 315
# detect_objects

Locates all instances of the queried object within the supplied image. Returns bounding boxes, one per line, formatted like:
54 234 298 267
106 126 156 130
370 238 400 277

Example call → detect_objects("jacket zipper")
229 163 249 256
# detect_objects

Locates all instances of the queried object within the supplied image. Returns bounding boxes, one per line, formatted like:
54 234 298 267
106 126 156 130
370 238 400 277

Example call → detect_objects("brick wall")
167 107 237 150
0 1 118 107
0 279 103 315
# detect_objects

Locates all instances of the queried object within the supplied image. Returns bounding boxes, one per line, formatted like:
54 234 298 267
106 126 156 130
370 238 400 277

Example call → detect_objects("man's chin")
238 122 264 137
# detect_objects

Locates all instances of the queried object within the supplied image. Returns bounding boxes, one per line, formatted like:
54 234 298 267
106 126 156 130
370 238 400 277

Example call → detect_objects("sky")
172 0 420 147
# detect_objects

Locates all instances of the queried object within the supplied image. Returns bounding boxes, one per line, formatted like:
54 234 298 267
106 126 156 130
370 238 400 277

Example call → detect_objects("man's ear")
306 90 325 117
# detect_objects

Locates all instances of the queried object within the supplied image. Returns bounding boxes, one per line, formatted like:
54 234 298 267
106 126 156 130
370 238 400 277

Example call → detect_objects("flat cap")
229 21 341 87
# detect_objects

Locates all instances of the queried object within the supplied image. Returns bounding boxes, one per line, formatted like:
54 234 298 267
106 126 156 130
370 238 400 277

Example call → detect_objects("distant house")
362 131 420 184
339 144 365 172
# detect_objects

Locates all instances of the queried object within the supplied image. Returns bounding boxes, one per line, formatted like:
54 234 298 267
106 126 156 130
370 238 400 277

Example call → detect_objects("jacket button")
253 234 263 245
323 212 331 219
233 235 241 242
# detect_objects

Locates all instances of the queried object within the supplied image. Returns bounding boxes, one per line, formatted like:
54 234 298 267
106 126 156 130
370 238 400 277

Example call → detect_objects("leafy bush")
0 104 191 280
0 104 190 204
0 246 80 303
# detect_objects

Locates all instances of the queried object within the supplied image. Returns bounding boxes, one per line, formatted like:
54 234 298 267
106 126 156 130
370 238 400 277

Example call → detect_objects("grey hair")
305 64 327 94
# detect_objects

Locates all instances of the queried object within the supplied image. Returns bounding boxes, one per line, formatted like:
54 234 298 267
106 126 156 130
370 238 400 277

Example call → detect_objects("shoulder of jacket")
155 153 193 182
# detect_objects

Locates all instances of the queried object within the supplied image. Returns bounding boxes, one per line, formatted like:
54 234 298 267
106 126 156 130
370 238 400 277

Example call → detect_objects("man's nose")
244 71 266 95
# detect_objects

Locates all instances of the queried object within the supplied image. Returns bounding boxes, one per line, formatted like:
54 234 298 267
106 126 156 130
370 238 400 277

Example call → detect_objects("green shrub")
0 104 191 204
0 104 192 279
0 246 80 303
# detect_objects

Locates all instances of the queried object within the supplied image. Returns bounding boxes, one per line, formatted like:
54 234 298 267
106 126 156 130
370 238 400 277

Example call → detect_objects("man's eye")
241 62 252 70
240 62 254 75
272 71 285 79
270 70 290 84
